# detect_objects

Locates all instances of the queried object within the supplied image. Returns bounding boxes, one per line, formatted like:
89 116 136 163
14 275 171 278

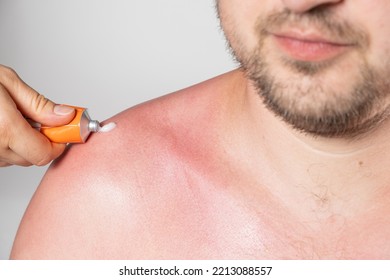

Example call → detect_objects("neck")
225 70 390 220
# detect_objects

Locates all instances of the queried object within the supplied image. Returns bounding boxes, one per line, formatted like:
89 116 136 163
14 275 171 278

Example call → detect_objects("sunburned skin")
10 70 390 259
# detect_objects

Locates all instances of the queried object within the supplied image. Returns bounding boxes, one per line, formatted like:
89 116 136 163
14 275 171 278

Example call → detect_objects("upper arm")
10 116 149 259
10 93 212 259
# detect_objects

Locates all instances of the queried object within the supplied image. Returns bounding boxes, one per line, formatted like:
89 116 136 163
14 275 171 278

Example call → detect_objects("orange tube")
39 106 99 143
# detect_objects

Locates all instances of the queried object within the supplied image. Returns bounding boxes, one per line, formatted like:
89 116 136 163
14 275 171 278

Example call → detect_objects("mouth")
269 31 355 62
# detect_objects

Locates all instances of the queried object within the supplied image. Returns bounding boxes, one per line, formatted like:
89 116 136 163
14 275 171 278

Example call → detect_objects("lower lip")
273 35 350 62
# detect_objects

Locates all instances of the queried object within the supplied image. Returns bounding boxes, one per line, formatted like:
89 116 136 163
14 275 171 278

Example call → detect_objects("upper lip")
269 29 354 46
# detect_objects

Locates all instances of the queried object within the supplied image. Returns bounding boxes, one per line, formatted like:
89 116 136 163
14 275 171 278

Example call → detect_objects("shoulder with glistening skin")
10 70 240 259
52 68 244 192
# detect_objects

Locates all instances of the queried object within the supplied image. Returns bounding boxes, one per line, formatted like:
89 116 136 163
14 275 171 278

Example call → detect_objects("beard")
223 8 390 138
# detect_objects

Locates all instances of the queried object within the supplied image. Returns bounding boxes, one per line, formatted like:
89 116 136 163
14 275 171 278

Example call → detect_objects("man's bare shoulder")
11 71 243 259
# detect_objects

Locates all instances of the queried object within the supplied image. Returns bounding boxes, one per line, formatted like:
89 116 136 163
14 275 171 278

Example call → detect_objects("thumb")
24 96 76 127
0 65 75 126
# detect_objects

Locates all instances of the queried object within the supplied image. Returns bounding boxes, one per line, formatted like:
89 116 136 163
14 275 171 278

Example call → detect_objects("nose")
281 0 342 13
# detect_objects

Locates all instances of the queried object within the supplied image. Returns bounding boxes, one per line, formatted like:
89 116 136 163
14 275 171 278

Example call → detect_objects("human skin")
218 0 390 137
10 0 390 259
0 65 75 167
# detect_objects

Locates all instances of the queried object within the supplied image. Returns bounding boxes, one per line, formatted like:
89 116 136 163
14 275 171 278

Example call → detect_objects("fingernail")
54 105 75 116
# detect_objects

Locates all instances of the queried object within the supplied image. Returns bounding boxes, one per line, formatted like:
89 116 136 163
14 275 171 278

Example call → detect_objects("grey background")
0 0 235 259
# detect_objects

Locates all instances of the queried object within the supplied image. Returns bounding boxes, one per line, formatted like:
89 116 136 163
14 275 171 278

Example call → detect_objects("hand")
0 65 76 167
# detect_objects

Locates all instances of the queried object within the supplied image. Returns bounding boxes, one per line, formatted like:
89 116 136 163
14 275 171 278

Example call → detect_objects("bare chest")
147 205 390 259
117 153 390 259
139 181 390 259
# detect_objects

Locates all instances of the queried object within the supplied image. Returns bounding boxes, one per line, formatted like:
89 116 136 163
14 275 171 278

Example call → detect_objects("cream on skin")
98 122 116 133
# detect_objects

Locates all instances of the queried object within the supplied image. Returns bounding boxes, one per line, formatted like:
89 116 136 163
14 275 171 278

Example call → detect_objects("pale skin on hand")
10 0 390 259
0 65 76 167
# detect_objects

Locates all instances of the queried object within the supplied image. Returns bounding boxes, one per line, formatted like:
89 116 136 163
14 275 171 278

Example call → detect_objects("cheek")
355 5 390 66
369 34 390 68
218 1 270 59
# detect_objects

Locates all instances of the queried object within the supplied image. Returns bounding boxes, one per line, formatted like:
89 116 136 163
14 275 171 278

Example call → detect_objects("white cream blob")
98 122 116 133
